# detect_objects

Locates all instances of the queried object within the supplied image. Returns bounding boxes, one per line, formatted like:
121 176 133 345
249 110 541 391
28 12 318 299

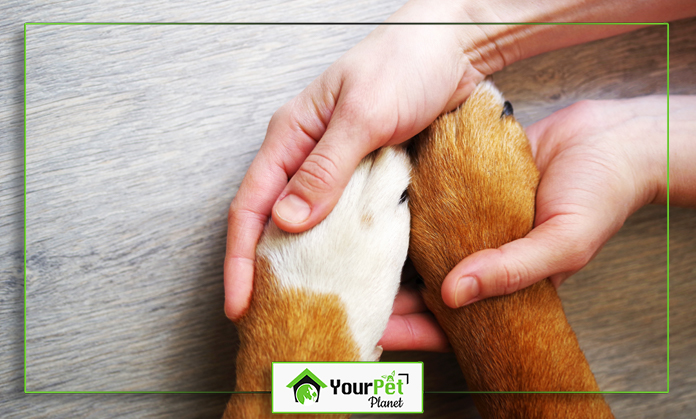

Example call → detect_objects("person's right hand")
380 96 675 351
437 97 669 308
224 6 500 320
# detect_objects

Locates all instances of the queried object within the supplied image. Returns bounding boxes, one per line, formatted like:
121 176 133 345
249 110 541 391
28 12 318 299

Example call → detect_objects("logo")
286 368 328 404
272 362 423 413
330 369 411 408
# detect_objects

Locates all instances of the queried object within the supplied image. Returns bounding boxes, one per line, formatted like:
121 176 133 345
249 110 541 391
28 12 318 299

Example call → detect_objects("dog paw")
256 146 411 360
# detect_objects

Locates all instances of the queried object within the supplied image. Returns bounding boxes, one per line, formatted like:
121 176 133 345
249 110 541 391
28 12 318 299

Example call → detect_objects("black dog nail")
501 100 513 118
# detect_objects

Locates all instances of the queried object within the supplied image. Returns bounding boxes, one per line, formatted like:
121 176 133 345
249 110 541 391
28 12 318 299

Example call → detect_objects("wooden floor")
1 0 694 417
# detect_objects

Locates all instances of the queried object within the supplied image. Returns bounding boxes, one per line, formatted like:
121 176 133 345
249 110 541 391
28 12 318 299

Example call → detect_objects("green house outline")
286 368 327 389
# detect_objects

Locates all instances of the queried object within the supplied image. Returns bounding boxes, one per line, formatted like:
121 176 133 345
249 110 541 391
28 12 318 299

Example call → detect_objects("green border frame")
271 361 424 414
23 21 670 396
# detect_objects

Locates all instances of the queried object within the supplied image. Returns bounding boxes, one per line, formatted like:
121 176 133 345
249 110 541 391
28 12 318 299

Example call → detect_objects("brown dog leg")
407 81 614 418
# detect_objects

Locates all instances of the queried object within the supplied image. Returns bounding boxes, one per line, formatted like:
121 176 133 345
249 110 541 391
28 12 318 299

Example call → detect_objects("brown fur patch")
408 84 614 418
223 257 356 419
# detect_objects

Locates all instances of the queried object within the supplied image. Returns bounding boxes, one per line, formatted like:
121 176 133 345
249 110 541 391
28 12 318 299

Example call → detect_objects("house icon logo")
286 368 328 404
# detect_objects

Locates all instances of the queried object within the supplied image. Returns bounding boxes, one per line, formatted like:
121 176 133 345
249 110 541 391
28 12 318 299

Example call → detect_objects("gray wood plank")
24 22 379 393
2 1 405 417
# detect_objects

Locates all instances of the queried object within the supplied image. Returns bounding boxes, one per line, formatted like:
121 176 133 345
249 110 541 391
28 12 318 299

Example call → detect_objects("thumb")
440 215 600 308
272 103 389 233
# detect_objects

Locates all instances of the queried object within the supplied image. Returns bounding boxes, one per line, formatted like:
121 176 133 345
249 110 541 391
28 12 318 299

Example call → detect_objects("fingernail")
275 194 311 224
371 345 384 361
454 276 480 307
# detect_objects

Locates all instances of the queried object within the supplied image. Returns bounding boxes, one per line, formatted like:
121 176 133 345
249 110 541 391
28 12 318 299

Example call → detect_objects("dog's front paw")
256 146 411 360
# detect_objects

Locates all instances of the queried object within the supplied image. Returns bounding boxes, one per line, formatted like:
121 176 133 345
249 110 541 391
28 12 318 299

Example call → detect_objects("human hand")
223 4 506 320
379 96 670 351
440 97 667 306
225 0 696 323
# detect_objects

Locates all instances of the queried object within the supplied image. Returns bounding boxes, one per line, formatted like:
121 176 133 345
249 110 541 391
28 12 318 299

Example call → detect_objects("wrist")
598 97 668 212
384 0 517 75
594 96 669 211
650 96 696 207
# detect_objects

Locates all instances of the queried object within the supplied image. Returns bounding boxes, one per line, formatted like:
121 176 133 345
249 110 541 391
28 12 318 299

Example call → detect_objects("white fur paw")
257 146 411 360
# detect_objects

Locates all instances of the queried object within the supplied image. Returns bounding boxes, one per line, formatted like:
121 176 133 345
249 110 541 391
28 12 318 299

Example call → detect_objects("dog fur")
225 81 614 418
407 81 614 418
225 147 411 418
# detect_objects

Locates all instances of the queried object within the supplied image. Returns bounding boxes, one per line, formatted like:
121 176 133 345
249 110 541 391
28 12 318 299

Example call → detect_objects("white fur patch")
476 79 505 105
257 146 411 361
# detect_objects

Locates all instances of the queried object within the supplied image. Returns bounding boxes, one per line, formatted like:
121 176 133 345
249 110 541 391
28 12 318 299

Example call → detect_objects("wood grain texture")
23 22 381 393
1 1 403 417
1 0 694 415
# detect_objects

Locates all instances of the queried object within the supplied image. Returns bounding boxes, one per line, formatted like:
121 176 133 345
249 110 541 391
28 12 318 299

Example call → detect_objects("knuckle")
337 98 370 129
501 257 528 295
294 152 338 195
228 202 267 230
269 103 291 127
338 96 394 145
227 200 240 224
566 249 592 272
563 235 595 272
268 103 296 135
402 317 418 349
